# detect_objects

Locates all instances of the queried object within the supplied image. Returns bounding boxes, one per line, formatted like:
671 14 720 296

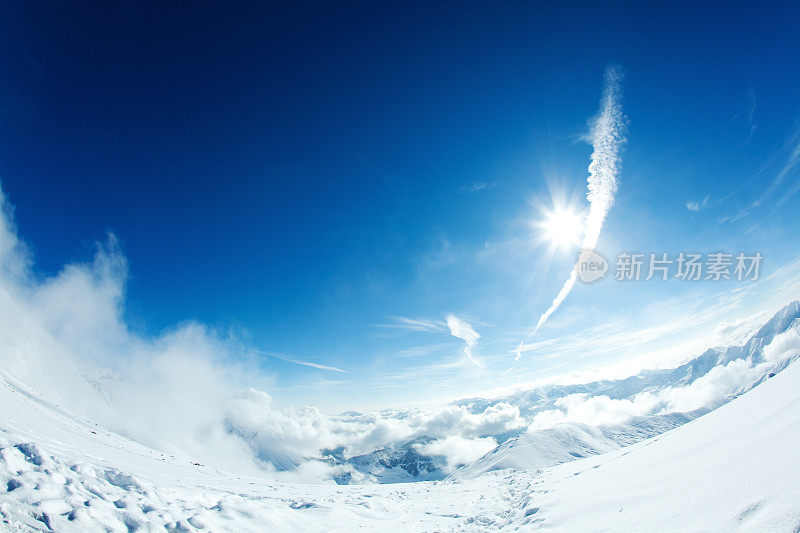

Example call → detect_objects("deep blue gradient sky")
3 2 800 408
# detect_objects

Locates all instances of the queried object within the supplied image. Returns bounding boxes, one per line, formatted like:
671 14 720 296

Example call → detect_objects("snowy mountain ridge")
332 301 800 484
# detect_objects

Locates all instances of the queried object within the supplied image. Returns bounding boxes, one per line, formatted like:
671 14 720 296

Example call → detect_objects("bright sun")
540 208 584 247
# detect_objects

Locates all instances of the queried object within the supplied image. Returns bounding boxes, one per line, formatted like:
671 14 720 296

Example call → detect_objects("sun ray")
537 207 585 248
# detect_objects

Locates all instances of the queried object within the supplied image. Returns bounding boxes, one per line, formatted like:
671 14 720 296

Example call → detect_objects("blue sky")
2 3 800 410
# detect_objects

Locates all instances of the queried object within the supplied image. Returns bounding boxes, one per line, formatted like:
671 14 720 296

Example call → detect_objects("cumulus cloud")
414 436 497 473
530 393 658 430
762 328 800 364
0 183 30 281
528 351 792 433
416 402 525 439
713 314 765 345
657 358 760 412
0 183 326 475
218 396 525 469
222 389 340 469
0 256 265 474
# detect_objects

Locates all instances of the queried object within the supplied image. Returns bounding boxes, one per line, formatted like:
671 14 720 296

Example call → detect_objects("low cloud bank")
529 335 798 432
415 436 498 473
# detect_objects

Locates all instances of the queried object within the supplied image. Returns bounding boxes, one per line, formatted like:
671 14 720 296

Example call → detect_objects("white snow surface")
2 354 799 530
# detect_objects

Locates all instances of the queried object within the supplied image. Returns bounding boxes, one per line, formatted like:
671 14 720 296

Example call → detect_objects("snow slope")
2 351 800 530
513 360 800 531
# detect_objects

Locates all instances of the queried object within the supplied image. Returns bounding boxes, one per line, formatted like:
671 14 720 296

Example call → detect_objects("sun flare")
540 208 584 247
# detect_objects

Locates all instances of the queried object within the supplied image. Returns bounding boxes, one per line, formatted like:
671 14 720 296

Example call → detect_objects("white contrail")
533 65 626 334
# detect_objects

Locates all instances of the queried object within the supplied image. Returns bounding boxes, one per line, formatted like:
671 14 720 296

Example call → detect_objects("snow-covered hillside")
513 356 800 531
2 348 800 530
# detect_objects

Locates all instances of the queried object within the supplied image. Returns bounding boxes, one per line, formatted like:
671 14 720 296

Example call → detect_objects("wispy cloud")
376 316 447 333
289 360 349 373
776 137 800 207
513 341 524 361
445 314 484 367
394 342 454 358
759 129 800 207
724 124 800 222
732 89 758 144
255 350 349 373
686 195 710 212
532 65 626 335
458 181 496 194
745 89 758 143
